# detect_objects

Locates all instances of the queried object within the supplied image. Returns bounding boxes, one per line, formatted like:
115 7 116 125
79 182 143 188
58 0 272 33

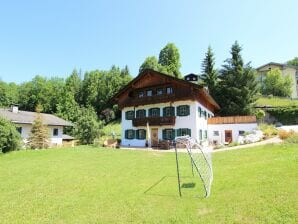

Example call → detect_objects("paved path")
120 137 282 154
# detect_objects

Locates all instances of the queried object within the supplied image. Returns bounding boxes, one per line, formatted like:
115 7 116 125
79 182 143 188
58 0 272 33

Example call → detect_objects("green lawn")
256 96 298 107
0 144 297 223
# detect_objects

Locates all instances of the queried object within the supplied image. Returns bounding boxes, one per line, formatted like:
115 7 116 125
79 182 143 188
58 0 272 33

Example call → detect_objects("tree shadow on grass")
144 176 205 198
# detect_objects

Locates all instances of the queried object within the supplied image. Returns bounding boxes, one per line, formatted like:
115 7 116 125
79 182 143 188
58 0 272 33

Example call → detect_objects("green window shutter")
176 106 181 116
132 130 135 139
125 111 129 120
199 130 202 140
136 110 139 118
170 107 175 116
198 107 202 117
136 130 139 139
187 128 191 137
143 130 146 140
157 108 160 117
177 128 181 137
172 129 176 140
125 130 128 139
162 129 166 140
185 105 190 116
144 110 146 117
163 107 166 117
149 108 152 117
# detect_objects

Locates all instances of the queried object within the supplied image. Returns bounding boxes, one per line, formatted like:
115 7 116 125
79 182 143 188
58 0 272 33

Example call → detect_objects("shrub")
259 124 278 137
0 117 21 153
285 133 298 144
278 130 294 140
267 106 298 125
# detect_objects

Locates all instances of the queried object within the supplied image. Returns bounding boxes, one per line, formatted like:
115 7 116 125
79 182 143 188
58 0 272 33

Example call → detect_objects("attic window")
166 87 173 94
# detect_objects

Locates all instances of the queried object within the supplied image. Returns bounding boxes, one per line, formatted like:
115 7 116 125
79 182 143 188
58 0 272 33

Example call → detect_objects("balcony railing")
132 116 176 127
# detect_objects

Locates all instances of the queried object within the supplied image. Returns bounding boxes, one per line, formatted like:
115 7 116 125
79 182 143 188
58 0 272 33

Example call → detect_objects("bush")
285 133 298 144
259 124 278 137
278 130 294 140
0 117 21 153
267 106 298 125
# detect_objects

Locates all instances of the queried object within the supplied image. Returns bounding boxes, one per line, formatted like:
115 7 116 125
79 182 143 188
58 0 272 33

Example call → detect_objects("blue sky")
0 0 297 83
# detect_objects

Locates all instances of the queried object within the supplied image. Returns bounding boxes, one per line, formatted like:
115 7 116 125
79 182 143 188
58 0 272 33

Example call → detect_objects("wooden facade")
207 116 257 125
111 69 220 113
132 116 176 127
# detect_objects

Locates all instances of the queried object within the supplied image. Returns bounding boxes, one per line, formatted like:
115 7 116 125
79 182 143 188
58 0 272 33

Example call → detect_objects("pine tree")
28 105 50 149
201 46 218 96
218 41 259 115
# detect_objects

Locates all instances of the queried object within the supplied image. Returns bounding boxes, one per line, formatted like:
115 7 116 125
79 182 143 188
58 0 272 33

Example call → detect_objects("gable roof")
0 108 73 126
111 69 220 110
256 62 298 71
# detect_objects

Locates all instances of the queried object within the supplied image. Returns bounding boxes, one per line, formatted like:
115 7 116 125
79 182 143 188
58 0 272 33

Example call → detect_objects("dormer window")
138 91 144 98
166 87 173 94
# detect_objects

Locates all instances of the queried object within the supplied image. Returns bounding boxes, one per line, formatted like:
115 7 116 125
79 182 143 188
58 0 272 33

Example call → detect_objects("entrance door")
225 130 233 143
151 128 159 147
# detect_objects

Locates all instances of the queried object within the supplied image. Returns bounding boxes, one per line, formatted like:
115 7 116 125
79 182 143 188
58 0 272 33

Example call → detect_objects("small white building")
111 69 220 148
207 116 258 145
0 105 73 146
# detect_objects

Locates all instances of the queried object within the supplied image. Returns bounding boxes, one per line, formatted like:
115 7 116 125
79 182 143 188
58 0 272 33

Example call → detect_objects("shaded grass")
0 143 297 223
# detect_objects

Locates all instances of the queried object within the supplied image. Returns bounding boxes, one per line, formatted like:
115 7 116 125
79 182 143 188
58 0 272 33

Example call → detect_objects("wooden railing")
207 116 257 124
132 116 176 127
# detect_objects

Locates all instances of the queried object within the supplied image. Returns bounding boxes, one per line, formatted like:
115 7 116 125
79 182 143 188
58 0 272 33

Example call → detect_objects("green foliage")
201 46 218 96
158 43 181 78
0 117 21 153
28 109 50 149
254 109 266 120
217 41 259 115
0 81 19 107
267 106 298 125
259 124 278 137
74 107 103 144
284 132 298 143
262 68 293 97
287 57 298 66
139 56 160 73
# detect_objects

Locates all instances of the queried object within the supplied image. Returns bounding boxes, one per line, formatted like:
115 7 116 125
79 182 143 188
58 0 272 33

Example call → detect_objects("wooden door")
225 130 233 143
151 128 159 147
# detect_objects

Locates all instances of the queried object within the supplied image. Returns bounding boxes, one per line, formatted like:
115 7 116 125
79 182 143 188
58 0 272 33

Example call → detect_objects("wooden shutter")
185 105 190 116
176 129 181 137
187 128 191 137
125 130 128 139
136 130 139 139
149 108 152 117
172 129 176 140
176 106 181 116
162 129 166 140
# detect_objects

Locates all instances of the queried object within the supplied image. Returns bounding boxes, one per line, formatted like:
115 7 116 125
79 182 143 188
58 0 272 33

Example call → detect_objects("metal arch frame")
174 136 213 198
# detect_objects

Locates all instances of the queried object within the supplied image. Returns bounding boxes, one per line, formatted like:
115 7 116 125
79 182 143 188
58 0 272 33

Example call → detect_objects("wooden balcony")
132 116 176 127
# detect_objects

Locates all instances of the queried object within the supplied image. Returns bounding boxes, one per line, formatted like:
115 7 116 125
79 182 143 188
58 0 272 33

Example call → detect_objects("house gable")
112 69 220 113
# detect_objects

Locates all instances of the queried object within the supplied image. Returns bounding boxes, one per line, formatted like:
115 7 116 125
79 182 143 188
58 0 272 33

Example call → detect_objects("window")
162 129 175 140
149 108 160 117
125 110 135 120
16 127 22 134
199 130 203 140
203 111 207 119
177 128 191 137
157 88 163 95
163 106 175 117
125 129 135 139
239 130 245 136
53 128 59 136
198 107 202 117
213 131 219 136
177 105 190 116
204 130 208 139
146 90 152 97
136 109 146 118
166 87 173 94
138 91 144 98
136 129 146 140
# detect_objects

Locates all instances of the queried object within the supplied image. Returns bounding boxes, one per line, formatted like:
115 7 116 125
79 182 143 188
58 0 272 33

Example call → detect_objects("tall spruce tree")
201 46 218 96
28 105 50 149
218 41 259 115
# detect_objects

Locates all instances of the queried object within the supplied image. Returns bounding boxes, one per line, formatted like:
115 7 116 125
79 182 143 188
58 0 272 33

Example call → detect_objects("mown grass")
256 96 298 107
0 143 297 223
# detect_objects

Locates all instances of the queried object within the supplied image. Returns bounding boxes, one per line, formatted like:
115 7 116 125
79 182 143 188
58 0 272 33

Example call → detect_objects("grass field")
256 97 298 107
0 144 297 223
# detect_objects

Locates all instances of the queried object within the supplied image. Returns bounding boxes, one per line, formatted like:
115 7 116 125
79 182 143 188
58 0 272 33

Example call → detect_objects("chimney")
11 104 19 113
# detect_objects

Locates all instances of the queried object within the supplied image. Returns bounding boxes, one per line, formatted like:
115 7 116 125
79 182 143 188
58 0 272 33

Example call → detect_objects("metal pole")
174 142 182 197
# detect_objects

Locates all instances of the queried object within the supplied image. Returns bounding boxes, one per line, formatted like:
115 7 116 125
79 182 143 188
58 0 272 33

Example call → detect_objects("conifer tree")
218 41 259 115
201 46 218 96
28 105 50 149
